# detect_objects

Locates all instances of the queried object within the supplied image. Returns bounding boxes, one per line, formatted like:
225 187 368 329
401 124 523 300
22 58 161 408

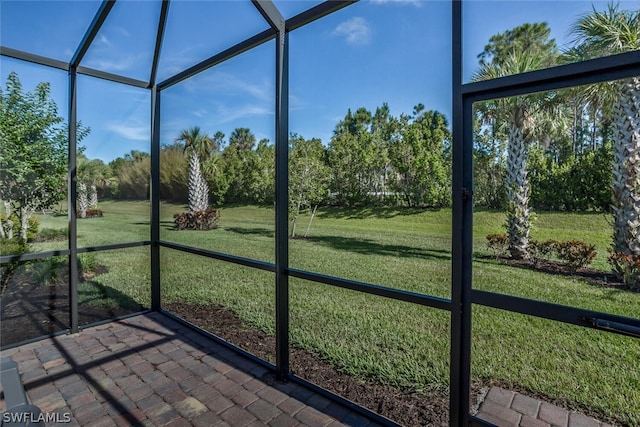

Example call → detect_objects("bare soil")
1 255 625 425
164 301 491 426
0 264 141 347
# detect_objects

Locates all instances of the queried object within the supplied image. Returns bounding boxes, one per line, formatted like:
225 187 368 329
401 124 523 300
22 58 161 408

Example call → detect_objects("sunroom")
1 0 639 426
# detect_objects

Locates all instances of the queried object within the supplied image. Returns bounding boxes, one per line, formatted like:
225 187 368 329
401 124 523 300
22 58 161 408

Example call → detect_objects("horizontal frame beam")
0 46 69 71
285 1 356 32
463 50 640 102
288 268 452 311
471 289 640 337
159 241 276 272
0 249 71 264
0 241 150 264
77 66 149 88
77 241 151 253
0 47 150 89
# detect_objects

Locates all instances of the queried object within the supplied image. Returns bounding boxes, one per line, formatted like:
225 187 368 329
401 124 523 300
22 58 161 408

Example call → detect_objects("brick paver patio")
0 312 383 426
1 311 623 427
474 387 614 427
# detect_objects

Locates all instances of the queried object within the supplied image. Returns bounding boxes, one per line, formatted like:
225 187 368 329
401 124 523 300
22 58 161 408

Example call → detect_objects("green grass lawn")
26 202 640 425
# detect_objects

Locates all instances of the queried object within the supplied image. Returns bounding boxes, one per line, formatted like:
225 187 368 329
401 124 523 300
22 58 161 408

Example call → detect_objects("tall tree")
474 23 559 259
388 106 451 207
223 128 257 203
250 138 275 204
175 126 213 212
474 52 557 259
289 134 329 237
571 3 640 254
328 107 380 206
229 127 256 151
478 22 558 68
0 72 89 241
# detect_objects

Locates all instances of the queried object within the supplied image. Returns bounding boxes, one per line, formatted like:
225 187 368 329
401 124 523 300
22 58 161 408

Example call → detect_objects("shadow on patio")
0 312 383 426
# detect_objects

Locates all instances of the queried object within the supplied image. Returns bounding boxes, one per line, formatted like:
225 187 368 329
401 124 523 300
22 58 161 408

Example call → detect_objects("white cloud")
95 34 112 48
212 103 273 124
332 17 371 46
106 123 149 141
114 27 130 38
184 72 272 101
370 0 423 6
88 55 139 72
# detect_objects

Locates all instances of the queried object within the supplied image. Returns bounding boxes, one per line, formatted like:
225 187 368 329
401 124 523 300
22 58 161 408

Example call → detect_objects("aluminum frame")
1 1 640 426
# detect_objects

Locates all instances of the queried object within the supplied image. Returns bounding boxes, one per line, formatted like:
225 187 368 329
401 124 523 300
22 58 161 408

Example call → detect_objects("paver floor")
474 387 614 427
1 311 623 426
0 312 382 426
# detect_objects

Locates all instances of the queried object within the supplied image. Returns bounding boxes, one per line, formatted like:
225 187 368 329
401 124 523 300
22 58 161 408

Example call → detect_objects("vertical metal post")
151 86 161 310
450 0 472 425
275 29 290 381
68 66 79 333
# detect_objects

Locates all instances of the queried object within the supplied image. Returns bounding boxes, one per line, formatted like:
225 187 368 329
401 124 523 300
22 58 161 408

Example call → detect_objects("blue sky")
1 0 639 162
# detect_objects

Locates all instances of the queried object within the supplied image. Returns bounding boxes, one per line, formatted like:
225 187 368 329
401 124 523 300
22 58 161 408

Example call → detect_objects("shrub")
76 209 103 218
36 227 68 242
555 240 597 271
529 239 557 265
1 213 39 241
0 238 28 256
86 209 103 218
608 252 640 290
0 238 29 294
486 233 508 258
174 208 220 231
78 253 99 280
31 256 67 285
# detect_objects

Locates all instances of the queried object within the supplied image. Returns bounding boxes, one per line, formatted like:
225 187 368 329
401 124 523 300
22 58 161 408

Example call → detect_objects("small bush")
174 208 220 231
31 256 67 285
608 252 640 290
0 238 29 294
486 233 508 258
1 213 39 240
78 253 101 280
36 227 68 242
555 240 597 271
76 209 103 218
0 238 29 256
529 239 557 265
78 253 98 273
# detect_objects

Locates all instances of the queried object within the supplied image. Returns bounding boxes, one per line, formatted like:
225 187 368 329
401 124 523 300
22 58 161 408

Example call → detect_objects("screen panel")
288 0 453 298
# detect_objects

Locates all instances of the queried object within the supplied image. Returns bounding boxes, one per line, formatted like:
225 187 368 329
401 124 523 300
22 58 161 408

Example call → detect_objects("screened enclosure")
1 1 640 425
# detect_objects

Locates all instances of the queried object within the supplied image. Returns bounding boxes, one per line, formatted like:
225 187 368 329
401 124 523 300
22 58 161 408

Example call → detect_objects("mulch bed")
164 301 493 426
0 266 141 347
1 254 626 425
480 254 634 291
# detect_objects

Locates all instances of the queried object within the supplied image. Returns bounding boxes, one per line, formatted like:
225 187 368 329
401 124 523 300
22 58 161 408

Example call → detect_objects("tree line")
89 103 453 210
2 3 638 263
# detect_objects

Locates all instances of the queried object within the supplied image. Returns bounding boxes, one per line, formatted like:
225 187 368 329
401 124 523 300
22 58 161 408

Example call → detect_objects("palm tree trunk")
506 107 531 259
188 153 208 212
611 77 640 254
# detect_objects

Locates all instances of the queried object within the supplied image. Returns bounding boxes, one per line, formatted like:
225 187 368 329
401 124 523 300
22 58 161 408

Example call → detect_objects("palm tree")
229 128 256 151
571 3 640 255
175 127 214 213
473 52 556 259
